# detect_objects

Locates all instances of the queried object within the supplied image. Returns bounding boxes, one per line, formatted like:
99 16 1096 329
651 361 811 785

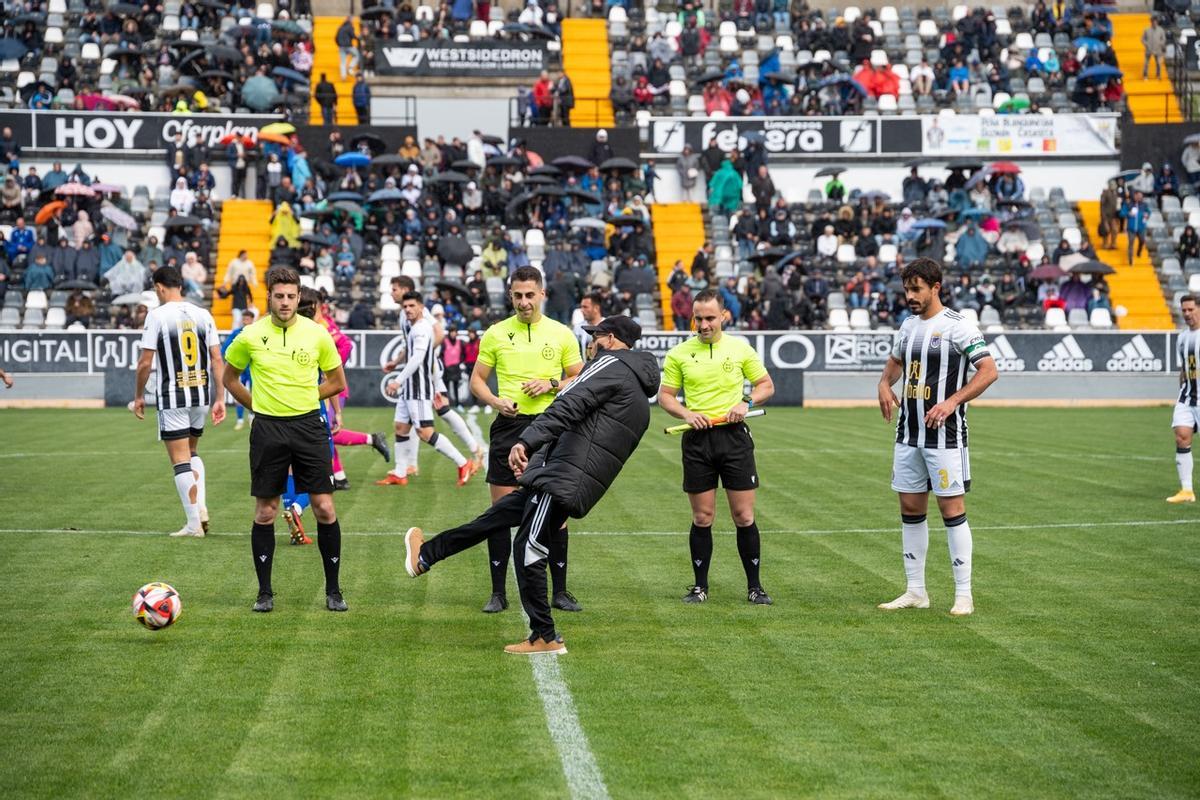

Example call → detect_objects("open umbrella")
434 281 472 303
525 174 560 186
599 157 638 172
91 183 122 194
989 161 1021 174
1185 133 1200 145
912 218 947 230
1058 253 1089 271
860 190 890 201
1069 260 1116 275
814 74 868 96
487 155 523 167
1109 169 1140 183
271 19 305 37
566 187 602 204
326 191 365 203
1029 264 1066 281
360 5 395 18
775 250 809 270
1078 65 1122 82
0 39 29 61
334 152 371 168
301 207 335 219
349 133 386 155
814 166 845 178
505 192 536 217
34 201 66 225
209 45 243 63
428 170 470 184
605 214 645 226
947 159 984 171
959 207 992 219
437 236 474 265
270 66 309 85
528 164 562 177
261 122 296 136
110 2 141 16
198 70 235 82
748 246 789 263
997 96 1031 113
258 131 291 146
1073 36 1106 53
904 158 928 169
534 185 566 197
333 201 366 217
240 75 281 111
176 50 209 72
111 293 149 306
552 155 594 171
693 67 727 87
371 154 410 168
55 183 95 197
164 216 202 228
300 233 337 246
481 134 505 146
367 188 405 203
451 159 482 171
100 204 138 230
569 217 608 230
58 279 99 290
219 132 255 147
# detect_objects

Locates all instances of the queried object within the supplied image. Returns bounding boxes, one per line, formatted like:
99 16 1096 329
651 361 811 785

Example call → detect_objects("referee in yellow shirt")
223 267 349 614
470 266 583 613
659 289 776 605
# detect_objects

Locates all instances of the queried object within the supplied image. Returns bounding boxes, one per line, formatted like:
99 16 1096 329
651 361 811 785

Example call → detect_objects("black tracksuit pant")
420 488 571 641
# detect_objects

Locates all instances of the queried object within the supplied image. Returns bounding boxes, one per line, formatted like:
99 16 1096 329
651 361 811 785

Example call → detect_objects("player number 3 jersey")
892 309 990 449
139 300 219 409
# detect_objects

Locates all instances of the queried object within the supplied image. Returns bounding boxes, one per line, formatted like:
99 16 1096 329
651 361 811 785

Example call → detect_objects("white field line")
529 647 611 800
0 519 1195 538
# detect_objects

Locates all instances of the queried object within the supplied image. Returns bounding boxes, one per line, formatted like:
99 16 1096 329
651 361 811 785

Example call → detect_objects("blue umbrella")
816 75 868 96
1078 65 1122 82
775 250 808 270
367 188 404 203
327 190 364 202
1073 37 1106 53
1109 169 1140 183
0 38 27 60
959 208 992 218
271 66 310 86
912 218 947 230
334 152 370 168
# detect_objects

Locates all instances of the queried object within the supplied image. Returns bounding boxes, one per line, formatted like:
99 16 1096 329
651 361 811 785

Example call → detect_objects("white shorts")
158 406 207 441
1172 402 1200 432
891 443 971 496
394 398 435 427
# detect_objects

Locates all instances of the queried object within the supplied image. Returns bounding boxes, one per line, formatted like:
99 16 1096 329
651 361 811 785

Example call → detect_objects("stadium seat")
380 243 400 262
1044 307 1069 330
314 275 335 295
836 244 857 264
828 308 851 331
469 20 488 38
826 292 847 310
44 27 63 46
299 275 315 288
25 290 48 310
401 260 422 281
80 42 101 62
959 308 979 326
848 308 871 329
0 307 19 328
255 3 275 20
1089 307 1114 329
22 308 44 328
1190 274 1200 292
1067 308 1089 329
380 260 401 278
525 229 546 260
980 305 1002 331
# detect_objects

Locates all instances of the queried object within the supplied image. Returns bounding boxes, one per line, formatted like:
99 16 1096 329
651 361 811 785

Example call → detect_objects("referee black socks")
251 522 275 595
689 523 713 588
316 519 342 595
736 522 761 589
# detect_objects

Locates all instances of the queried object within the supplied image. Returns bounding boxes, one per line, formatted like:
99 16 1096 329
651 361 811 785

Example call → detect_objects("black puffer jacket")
517 348 661 517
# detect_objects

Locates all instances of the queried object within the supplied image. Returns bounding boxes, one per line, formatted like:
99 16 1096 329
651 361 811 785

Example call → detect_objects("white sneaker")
950 595 974 616
878 590 930 610
234 419 245 431
170 526 204 538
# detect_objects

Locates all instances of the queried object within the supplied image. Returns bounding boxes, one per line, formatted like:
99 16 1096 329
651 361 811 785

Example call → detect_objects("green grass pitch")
0 406 1197 798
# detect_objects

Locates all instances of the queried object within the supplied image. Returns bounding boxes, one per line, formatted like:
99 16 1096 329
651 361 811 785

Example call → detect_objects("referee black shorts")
249 411 334 498
487 413 538 487
681 423 760 494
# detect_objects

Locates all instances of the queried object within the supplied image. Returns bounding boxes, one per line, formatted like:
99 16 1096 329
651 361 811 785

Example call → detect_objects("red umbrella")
218 133 256 147
55 183 96 197
35 200 66 225
105 93 140 109
989 161 1021 174
1028 263 1066 280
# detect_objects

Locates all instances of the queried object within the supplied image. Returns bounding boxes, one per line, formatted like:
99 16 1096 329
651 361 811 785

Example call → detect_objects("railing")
371 95 418 127
508 96 608 128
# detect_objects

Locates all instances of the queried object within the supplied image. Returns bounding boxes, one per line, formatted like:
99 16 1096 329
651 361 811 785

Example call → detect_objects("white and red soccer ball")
132 582 182 630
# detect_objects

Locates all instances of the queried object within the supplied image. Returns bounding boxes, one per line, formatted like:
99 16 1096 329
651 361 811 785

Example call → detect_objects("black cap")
582 315 642 348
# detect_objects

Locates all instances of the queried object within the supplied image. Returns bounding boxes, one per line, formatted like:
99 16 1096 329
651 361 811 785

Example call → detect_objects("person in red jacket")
532 70 554 125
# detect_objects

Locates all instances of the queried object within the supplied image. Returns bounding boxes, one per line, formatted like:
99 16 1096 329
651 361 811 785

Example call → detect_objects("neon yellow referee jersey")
223 315 341 417
477 314 582 415
661 333 768 419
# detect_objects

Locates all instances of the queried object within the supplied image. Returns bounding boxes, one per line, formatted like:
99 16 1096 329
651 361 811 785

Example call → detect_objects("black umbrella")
693 68 727 87
481 134 505 146
534 185 566 197
600 157 639 172
505 192 536 217
199 69 235 81
1069 260 1116 275
814 166 845 177
8 12 46 24
311 160 340 180
487 155 523 168
271 66 310 86
371 154 410 168
326 191 365 203
451 159 482 171
360 5 395 18
605 214 645 226
748 246 789 262
428 170 470 184
947 159 984 171
552 155 594 171
300 233 337 246
437 236 474 265
529 164 561 177
525 174 560 186
434 280 472 303
350 133 386 155
177 49 208 71
112 46 144 58
208 45 243 63
169 40 207 50
334 200 366 216
164 216 202 228
196 0 227 8
566 187 602 204
58 279 99 290
301 207 335 219
904 158 928 169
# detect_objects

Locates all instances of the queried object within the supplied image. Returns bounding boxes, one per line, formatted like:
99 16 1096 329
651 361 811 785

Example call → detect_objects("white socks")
440 408 479 452
189 455 206 512
173 462 201 532
945 514 972 597
405 434 420 472
900 514 929 593
392 436 409 476
1178 447 1194 491
428 431 467 467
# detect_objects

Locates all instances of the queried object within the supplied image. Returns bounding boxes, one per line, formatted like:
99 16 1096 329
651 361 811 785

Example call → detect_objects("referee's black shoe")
747 587 774 605
682 586 708 604
252 592 274 613
371 432 391 462
482 592 508 613
326 592 348 612
552 590 583 612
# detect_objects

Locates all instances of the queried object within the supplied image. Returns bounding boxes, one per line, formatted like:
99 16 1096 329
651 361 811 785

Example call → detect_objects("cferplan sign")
1 110 284 153
0 330 1180 407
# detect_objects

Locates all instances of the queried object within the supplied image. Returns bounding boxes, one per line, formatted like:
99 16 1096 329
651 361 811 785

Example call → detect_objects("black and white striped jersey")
402 306 445 385
397 317 436 400
1179 328 1200 406
139 301 219 409
891 308 991 449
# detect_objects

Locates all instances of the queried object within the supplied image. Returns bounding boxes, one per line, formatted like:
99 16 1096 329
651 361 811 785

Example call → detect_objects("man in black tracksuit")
403 316 660 654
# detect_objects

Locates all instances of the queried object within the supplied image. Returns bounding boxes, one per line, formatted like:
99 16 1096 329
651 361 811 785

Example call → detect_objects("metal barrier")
509 96 608 128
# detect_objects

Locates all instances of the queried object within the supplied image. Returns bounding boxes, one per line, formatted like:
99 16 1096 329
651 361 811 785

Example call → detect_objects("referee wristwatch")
550 378 560 390
742 393 753 408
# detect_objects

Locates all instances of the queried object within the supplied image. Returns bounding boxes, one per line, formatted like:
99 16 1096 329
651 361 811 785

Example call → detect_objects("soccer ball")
132 582 182 630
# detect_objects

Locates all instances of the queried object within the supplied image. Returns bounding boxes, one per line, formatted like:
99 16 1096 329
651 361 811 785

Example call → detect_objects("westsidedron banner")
0 330 1178 407
375 40 548 78
0 110 284 153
